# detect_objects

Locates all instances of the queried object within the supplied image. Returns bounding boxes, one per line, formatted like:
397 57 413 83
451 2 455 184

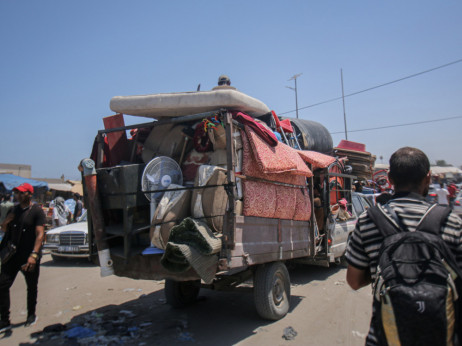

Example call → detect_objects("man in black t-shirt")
0 183 45 332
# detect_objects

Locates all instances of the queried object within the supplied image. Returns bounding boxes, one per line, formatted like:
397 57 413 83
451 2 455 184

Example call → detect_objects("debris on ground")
282 326 298 340
65 326 96 339
352 330 367 338
43 323 67 333
120 310 136 318
178 331 195 342
27 310 168 345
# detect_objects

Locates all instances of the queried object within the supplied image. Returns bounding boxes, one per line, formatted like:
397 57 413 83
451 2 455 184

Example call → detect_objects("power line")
330 115 462 135
279 58 462 115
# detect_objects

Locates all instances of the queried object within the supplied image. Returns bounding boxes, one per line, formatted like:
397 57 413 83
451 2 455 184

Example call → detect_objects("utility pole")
286 73 302 119
341 69 348 140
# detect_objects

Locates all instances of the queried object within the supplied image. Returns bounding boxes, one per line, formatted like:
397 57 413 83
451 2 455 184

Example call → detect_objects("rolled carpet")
161 218 222 284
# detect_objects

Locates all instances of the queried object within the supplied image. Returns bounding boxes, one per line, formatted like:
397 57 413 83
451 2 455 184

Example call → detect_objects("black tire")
253 262 291 320
164 279 201 308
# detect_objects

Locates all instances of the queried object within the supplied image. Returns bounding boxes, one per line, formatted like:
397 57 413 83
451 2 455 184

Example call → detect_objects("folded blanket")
160 218 222 284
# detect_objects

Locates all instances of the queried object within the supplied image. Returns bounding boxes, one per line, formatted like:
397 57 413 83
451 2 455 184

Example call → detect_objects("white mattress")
109 89 270 118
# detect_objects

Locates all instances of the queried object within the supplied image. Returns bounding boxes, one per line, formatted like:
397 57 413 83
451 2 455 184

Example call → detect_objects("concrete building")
0 163 32 178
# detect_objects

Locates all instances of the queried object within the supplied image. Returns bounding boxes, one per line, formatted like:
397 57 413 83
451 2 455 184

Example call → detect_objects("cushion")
273 186 297 220
242 181 276 218
142 123 174 163
293 188 312 221
191 165 228 233
150 184 192 249
297 150 335 169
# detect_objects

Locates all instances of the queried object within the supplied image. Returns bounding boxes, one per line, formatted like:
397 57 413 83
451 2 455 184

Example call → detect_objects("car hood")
46 222 88 235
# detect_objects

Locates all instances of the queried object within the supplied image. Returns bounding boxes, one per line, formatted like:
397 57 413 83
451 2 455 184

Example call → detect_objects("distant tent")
0 174 49 192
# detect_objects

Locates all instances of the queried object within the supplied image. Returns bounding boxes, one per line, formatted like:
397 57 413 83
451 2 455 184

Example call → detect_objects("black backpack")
367 204 462 346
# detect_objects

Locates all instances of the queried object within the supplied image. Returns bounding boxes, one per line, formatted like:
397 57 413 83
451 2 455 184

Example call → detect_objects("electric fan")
141 156 183 220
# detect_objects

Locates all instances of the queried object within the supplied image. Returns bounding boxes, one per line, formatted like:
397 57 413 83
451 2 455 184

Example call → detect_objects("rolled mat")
160 218 222 284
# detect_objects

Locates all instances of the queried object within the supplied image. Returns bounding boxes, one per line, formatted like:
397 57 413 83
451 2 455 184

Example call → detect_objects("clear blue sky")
1 1 461 179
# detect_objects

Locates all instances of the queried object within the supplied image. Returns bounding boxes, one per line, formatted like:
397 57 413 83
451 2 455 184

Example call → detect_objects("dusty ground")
1 254 372 345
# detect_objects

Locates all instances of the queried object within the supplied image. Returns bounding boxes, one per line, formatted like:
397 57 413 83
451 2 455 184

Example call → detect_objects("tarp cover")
0 174 48 192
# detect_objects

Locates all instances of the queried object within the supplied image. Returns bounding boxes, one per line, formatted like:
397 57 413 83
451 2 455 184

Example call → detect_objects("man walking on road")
436 182 450 206
345 147 462 344
0 183 45 332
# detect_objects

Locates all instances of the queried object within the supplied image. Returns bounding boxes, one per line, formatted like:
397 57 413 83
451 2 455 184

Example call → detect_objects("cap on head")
338 198 348 206
218 75 231 86
13 183 34 194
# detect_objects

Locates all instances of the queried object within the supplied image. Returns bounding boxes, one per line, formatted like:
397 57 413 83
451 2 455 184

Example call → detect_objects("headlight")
46 234 59 243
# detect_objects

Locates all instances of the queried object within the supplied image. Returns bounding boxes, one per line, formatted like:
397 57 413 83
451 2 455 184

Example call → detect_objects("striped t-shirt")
346 192 462 278
345 192 462 345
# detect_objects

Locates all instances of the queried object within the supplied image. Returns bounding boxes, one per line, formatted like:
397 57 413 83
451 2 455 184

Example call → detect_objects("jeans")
0 256 40 322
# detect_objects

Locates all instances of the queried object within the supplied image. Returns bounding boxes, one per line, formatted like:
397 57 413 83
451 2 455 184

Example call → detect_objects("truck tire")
253 262 291 320
164 279 201 308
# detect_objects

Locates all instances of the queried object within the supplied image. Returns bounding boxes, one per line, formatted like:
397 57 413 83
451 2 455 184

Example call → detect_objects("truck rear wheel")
164 279 201 308
253 262 290 320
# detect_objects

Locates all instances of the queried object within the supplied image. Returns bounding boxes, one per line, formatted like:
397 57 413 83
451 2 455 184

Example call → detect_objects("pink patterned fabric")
233 112 278 146
242 181 276 218
293 188 312 221
241 128 312 220
245 126 295 174
297 150 335 169
273 186 296 219
241 130 301 185
245 126 313 177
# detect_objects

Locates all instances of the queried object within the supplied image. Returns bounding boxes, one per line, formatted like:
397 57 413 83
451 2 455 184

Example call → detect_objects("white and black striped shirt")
346 192 462 279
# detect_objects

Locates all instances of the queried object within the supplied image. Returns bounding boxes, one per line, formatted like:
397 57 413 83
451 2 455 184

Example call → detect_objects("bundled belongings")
142 124 193 163
334 140 376 181
150 184 192 249
161 218 222 284
191 165 228 233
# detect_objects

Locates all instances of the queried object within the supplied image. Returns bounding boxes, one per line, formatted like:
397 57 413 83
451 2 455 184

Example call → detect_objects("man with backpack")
346 147 462 345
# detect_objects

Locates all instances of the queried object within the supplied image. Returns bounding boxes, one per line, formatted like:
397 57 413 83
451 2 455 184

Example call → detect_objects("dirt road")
2 255 372 345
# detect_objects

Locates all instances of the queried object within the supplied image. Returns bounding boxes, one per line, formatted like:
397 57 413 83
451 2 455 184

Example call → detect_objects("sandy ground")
1 254 372 345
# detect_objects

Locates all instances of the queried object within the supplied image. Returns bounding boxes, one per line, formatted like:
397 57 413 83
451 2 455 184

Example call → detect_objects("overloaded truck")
80 88 370 320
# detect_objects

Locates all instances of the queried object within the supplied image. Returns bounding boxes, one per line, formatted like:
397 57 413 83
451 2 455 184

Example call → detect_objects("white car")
44 211 90 261
453 191 462 217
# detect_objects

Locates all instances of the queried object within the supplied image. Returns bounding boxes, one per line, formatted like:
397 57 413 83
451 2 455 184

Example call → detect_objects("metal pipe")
341 69 348 140
79 158 114 277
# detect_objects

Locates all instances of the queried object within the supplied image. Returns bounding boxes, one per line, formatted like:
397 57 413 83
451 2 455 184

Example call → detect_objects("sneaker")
24 314 36 327
0 320 11 333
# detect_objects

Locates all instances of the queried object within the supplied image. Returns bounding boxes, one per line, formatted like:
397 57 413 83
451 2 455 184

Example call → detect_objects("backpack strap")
383 204 408 232
415 204 452 235
367 204 402 237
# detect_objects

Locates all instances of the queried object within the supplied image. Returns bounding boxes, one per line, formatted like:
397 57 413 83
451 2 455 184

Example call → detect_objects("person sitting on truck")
212 75 237 90
337 198 351 221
